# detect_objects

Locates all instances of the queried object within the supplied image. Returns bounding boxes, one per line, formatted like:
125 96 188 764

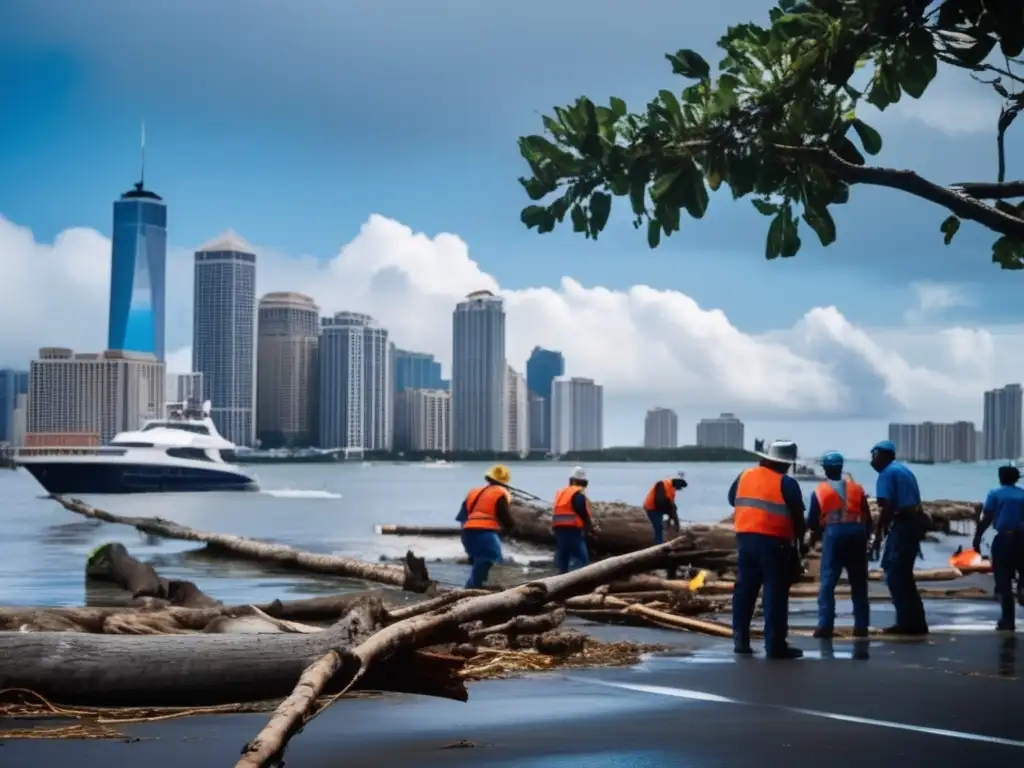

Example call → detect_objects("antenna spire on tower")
140 120 146 188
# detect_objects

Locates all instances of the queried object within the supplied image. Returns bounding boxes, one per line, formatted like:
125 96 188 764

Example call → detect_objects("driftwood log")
87 542 222 608
55 496 435 593
234 533 700 768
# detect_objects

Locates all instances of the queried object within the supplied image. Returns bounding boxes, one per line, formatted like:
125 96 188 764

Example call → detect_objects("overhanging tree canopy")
516 0 1024 269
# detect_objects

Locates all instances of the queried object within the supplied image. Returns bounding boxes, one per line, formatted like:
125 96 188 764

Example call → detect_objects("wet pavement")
3 595 1022 767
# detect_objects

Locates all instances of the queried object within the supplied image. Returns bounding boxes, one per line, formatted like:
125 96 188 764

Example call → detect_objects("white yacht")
14 400 258 495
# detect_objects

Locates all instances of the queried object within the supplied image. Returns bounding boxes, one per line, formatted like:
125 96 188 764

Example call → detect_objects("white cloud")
903 280 972 323
1 212 1020 424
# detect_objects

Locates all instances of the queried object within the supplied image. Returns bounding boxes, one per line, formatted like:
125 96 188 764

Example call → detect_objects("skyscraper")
551 376 603 454
504 365 530 457
165 372 204 407
107 163 167 360
192 231 257 447
452 291 506 452
318 312 391 451
696 413 745 449
644 407 679 449
257 292 320 448
393 348 448 392
983 384 1023 460
526 347 564 451
0 369 29 443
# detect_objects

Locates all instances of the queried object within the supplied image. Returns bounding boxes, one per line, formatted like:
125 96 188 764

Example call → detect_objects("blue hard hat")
821 451 844 468
871 440 896 454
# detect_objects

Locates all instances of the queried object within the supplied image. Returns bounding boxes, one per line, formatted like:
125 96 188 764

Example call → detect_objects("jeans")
733 533 794 652
554 527 590 574
992 531 1024 629
461 529 502 588
882 515 927 630
647 511 664 544
818 531 870 632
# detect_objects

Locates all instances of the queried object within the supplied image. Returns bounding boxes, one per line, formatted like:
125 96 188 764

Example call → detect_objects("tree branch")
773 145 1024 239
949 180 1024 200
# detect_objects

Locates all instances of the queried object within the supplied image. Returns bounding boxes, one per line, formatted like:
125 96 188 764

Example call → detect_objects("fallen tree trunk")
55 496 435 593
235 533 700 768
87 542 220 608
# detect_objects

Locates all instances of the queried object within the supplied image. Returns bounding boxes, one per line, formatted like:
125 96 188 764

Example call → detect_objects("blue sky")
1 0 1022 453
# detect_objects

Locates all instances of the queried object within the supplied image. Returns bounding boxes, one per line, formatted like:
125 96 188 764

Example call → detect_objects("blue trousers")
882 515 927 629
992 531 1024 629
462 529 502 588
647 511 664 544
818 530 870 632
733 533 793 652
554 528 589 574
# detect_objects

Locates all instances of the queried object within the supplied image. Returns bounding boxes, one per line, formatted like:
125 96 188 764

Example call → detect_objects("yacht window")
114 442 156 448
166 447 212 462
142 422 210 435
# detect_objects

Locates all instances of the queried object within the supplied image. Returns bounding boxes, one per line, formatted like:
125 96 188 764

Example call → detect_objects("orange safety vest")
733 466 794 539
643 479 676 512
814 479 867 527
552 485 589 529
462 485 508 531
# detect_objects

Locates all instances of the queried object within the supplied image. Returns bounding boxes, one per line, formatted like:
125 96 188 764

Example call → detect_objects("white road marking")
578 680 1024 748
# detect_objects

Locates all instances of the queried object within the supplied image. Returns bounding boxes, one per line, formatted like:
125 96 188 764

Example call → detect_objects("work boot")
812 627 833 639
733 634 753 655
853 626 870 639
996 620 1015 632
766 645 804 660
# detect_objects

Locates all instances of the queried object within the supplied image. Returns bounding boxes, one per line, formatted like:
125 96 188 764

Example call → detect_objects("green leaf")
752 199 779 216
647 219 662 249
766 212 786 259
940 215 960 246
666 49 710 80
950 35 996 67
866 62 901 111
570 205 587 233
658 89 684 130
831 136 866 166
651 169 683 201
993 237 1024 270
803 204 836 247
851 118 882 155
629 177 647 216
521 205 553 232
519 177 551 201
589 192 612 234
896 38 938 99
680 164 710 219
774 13 818 40
609 96 627 118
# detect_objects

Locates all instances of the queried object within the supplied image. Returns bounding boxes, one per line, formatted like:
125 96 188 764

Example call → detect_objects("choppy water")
0 459 1000 607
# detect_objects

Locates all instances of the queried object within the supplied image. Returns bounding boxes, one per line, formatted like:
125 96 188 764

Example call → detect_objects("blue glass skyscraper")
108 179 167 361
526 346 564 451
0 369 29 443
393 348 448 392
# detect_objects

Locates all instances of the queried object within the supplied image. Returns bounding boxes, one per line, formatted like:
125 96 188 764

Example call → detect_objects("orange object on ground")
949 548 992 573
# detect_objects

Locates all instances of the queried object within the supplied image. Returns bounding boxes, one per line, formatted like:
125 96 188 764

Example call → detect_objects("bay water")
0 459 998 607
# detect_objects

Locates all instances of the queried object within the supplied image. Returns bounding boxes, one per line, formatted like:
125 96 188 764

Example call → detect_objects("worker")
869 440 928 635
728 439 806 660
456 464 515 589
552 466 595 574
643 470 688 578
972 463 1024 631
806 452 871 639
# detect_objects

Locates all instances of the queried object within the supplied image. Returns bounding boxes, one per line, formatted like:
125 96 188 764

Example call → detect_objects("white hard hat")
571 466 588 481
676 469 686 480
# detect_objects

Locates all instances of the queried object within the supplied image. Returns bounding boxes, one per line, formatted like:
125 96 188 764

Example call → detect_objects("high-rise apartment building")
983 384 1023 460
108 176 167 361
0 369 29 443
452 291 505 452
318 312 391 451
528 391 547 454
257 292 320 448
503 365 530 457
10 393 27 447
888 421 977 463
192 231 257 447
393 348 448 392
551 376 603 454
26 348 164 445
165 372 203 406
526 347 564 451
644 407 679 449
696 413 745 450
395 388 450 452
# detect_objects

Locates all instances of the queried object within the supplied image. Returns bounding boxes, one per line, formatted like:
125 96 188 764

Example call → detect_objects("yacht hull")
19 461 258 495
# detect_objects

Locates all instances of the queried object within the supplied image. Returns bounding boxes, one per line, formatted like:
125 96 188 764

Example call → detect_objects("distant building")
26 347 164 445
165 372 203 406
888 421 977 462
395 388 450 453
696 413 745 450
108 178 167 361
318 312 391 451
983 384 1023 460
644 407 678 449
393 348 448 392
451 291 505 452
504 365 530 457
257 292 320 448
0 369 29 443
528 391 547 454
192 231 257 447
10 393 27 447
526 347 564 451
551 376 603 454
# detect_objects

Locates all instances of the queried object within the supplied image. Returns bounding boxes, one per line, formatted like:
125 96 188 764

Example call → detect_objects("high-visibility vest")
462 485 508 531
814 479 867 527
643 479 676 512
552 485 588 529
733 466 794 539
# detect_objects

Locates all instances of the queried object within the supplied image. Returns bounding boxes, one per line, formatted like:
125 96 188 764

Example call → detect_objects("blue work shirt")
982 484 1024 532
728 469 806 539
875 462 921 512
806 480 872 538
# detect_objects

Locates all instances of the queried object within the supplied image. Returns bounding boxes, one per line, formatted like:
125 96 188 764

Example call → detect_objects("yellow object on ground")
688 570 708 591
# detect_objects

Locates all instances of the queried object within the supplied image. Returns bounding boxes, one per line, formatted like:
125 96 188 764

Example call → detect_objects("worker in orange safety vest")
551 466 595 574
456 464 515 588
